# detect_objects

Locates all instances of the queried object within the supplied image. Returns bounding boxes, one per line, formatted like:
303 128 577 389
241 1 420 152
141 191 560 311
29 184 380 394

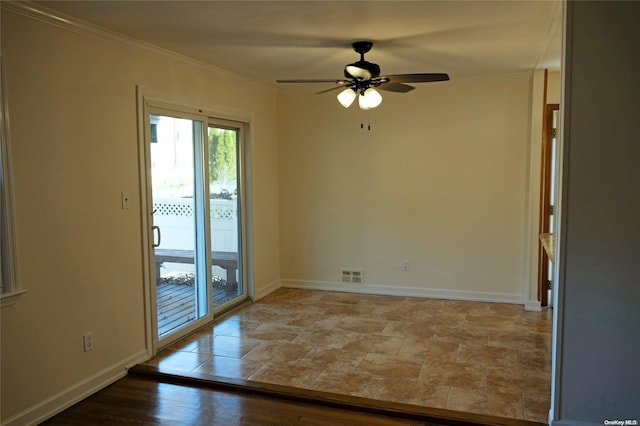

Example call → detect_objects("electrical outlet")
402 259 410 272
83 332 94 352
121 191 131 209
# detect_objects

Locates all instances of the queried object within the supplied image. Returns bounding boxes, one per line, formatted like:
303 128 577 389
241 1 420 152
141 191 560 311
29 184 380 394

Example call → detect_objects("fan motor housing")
344 61 381 79
352 41 373 55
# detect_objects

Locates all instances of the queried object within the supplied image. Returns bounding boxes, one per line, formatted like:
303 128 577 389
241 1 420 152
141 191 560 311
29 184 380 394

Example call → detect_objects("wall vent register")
340 269 364 284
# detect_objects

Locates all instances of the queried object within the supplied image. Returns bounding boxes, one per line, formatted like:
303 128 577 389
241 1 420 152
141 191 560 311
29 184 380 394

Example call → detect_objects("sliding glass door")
146 108 246 347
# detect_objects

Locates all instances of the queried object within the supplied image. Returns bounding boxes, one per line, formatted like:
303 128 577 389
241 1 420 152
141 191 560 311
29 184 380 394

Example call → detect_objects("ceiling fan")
277 41 449 110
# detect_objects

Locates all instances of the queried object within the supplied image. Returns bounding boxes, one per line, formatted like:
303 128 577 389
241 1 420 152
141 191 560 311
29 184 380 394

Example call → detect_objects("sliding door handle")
152 225 161 248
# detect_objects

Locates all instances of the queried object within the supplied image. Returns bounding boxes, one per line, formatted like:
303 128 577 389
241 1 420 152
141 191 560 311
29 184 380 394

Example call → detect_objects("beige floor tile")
382 322 436 340
310 370 386 399
355 353 423 379
486 367 551 396
243 341 311 364
402 297 448 313
285 313 341 329
185 324 215 339
341 333 405 355
296 347 365 372
334 316 389 334
354 292 404 304
148 288 552 423
194 335 260 358
488 330 549 351
456 344 518 367
517 348 553 373
274 303 327 318
249 363 324 387
463 314 517 331
161 336 205 354
417 312 467 327
243 323 305 342
320 303 373 316
193 355 263 379
514 311 553 333
419 360 487 388
524 394 551 422
291 327 358 349
212 318 261 338
488 303 526 317
371 304 414 322
229 305 293 323
444 300 491 315
397 338 459 362
432 326 489 346
375 378 450 408
261 288 323 304
447 386 524 419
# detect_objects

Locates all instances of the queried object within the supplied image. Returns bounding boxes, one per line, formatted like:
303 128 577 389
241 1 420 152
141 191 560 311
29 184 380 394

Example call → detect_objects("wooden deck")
155 248 238 284
157 283 238 337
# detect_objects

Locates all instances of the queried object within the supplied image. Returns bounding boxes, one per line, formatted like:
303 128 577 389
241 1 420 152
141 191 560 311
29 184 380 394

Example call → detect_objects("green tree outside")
208 128 237 192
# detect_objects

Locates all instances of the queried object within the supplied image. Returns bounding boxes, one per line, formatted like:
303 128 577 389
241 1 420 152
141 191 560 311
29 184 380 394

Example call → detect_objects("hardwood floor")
43 373 544 426
42 375 445 425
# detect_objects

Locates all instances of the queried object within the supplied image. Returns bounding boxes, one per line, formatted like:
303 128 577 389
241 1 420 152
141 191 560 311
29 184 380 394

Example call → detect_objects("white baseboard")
281 279 525 305
525 300 542 311
3 349 149 426
254 278 281 301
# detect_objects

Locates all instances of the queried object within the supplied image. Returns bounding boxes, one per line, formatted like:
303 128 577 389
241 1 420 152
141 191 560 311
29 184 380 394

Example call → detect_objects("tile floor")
143 288 553 422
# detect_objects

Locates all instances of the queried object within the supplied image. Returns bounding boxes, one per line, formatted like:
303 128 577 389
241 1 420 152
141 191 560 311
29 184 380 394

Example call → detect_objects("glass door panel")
208 125 244 307
150 113 210 340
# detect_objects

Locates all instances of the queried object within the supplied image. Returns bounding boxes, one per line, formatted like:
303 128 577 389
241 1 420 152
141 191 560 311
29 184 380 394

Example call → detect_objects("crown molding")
447 70 533 83
1 1 274 92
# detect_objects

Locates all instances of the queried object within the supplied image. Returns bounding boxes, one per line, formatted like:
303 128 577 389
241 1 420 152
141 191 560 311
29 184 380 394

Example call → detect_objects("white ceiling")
30 0 563 89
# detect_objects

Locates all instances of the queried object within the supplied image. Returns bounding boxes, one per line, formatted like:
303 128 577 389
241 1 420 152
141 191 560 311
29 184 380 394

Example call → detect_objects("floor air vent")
340 269 363 284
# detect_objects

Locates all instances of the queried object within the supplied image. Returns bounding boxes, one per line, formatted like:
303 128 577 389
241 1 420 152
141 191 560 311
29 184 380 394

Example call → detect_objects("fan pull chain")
360 113 372 131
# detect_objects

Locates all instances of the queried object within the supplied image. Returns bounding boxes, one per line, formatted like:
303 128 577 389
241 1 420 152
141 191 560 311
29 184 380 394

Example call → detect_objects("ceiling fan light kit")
337 87 382 110
277 41 449 111
358 88 383 110
337 88 357 108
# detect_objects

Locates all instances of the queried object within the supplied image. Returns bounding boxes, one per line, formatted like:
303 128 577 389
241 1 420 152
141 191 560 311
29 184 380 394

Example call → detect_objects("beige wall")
278 74 533 300
1 9 279 422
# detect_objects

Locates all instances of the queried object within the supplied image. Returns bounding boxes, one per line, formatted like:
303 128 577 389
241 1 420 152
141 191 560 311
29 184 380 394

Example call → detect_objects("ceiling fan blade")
384 73 450 83
378 82 415 93
316 85 349 94
277 79 347 84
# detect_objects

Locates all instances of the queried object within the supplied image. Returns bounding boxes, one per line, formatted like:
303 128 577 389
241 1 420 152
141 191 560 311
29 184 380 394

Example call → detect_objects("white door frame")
136 86 255 355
